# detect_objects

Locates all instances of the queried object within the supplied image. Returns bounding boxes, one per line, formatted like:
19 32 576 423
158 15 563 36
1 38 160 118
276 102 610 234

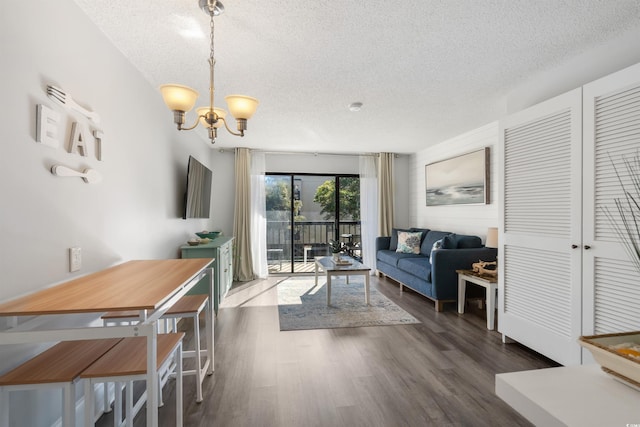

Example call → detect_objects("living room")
2 1 640 426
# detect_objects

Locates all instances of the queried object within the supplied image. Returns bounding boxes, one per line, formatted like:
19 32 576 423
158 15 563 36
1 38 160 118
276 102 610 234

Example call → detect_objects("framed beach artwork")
425 147 490 206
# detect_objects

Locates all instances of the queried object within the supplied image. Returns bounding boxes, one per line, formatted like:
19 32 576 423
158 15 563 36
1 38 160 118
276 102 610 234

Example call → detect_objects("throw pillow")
441 233 457 249
396 231 423 254
389 228 411 251
429 239 443 264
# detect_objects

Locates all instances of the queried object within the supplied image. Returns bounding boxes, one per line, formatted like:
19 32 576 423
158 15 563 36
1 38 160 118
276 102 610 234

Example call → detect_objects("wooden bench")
0 338 122 427
80 333 185 427
101 294 212 403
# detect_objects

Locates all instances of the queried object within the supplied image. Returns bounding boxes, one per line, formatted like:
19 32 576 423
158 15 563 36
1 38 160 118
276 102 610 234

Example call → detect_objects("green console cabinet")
181 236 234 313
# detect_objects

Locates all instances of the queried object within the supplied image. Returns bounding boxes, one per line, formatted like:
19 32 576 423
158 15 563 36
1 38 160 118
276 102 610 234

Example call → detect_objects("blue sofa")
376 228 497 312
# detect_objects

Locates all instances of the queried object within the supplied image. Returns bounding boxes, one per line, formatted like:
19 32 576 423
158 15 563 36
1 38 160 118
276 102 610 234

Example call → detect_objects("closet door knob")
571 244 578 249
584 245 591 250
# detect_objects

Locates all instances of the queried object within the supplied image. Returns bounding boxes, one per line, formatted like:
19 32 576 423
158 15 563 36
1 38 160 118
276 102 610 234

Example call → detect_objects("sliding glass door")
337 176 361 260
265 175 293 273
265 173 360 273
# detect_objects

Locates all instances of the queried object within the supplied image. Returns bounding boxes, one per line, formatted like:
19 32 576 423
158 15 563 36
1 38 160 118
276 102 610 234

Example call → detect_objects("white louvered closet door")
582 62 640 343
499 88 583 366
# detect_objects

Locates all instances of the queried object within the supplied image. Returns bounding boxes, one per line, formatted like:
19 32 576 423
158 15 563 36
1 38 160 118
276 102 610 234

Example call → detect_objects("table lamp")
486 227 498 249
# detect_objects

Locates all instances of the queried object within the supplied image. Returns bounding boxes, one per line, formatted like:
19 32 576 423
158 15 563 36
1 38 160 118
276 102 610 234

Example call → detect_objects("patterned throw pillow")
430 239 443 264
396 231 423 254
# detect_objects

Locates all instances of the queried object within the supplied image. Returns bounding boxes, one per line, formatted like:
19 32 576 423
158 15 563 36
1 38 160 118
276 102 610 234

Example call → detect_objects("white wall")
409 122 499 243
507 26 640 113
210 149 236 236
0 1 216 424
408 26 640 244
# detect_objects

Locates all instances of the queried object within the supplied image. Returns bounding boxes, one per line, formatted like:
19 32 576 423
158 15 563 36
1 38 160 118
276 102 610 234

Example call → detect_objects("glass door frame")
266 172 360 274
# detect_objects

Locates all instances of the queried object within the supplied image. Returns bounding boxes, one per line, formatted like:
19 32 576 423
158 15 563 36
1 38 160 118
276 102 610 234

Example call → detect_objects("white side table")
457 269 498 330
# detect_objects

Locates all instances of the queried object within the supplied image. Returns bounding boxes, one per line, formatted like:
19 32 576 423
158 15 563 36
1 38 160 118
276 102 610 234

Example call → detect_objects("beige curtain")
233 148 254 281
378 152 394 236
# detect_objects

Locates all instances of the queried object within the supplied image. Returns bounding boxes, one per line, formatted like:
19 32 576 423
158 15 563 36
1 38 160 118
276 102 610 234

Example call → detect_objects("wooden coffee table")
314 256 371 305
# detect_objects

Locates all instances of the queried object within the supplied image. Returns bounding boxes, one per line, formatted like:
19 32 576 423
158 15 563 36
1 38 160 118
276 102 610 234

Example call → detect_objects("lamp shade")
159 84 199 112
225 95 259 119
486 227 498 248
196 106 227 128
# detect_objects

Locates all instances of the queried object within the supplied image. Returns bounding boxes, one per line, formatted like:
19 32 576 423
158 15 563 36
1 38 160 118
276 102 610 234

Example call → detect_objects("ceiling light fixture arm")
159 0 258 145
219 116 244 137
178 114 203 131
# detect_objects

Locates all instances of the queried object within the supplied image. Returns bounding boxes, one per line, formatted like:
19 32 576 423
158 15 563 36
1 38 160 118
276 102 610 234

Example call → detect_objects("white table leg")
486 284 497 330
84 378 94 427
206 297 214 376
457 276 466 314
126 380 134 427
115 382 123 427
327 273 332 305
144 324 158 427
206 267 214 377
0 387 8 427
63 383 74 427
365 273 370 305
194 310 203 403
315 259 319 286
176 342 183 427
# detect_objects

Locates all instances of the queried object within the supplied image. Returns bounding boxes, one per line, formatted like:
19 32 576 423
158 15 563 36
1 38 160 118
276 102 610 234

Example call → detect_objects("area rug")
277 276 420 331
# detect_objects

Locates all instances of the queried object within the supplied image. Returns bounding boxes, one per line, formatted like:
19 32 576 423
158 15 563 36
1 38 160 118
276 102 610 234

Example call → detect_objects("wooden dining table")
0 258 214 427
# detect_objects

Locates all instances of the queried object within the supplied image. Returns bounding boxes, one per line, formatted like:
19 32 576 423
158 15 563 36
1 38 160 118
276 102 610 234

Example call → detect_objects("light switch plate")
69 247 81 272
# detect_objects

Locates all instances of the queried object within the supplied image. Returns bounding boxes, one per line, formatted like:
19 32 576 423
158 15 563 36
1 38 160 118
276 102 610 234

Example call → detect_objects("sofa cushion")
389 228 412 251
396 231 423 254
377 250 422 267
420 230 450 256
398 257 432 282
457 235 483 248
410 228 430 244
442 233 482 249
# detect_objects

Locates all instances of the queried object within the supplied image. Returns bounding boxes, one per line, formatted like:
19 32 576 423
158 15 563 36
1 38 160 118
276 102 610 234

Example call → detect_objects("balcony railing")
266 220 361 261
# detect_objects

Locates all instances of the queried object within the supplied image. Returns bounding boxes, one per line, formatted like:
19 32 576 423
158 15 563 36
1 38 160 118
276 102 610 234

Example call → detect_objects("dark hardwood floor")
96 275 557 427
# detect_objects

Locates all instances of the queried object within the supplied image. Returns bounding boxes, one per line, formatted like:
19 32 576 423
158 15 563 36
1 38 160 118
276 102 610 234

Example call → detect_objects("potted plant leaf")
579 152 640 387
328 239 345 261
604 152 640 274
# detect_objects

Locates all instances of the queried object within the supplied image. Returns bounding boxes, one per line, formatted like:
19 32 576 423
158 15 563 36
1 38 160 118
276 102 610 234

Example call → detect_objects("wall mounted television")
183 155 212 219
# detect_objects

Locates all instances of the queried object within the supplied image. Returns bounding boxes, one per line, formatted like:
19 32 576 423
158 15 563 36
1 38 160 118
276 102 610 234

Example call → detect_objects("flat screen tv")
183 155 212 219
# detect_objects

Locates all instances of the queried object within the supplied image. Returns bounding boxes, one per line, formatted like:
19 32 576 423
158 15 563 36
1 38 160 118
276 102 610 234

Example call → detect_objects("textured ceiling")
73 0 640 153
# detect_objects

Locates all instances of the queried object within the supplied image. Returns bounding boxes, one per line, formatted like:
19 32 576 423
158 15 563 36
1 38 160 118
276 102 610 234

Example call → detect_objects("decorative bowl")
187 240 200 246
195 231 221 240
579 331 640 387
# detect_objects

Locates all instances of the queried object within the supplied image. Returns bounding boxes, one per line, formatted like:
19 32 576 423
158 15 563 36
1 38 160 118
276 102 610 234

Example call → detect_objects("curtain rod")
218 149 401 158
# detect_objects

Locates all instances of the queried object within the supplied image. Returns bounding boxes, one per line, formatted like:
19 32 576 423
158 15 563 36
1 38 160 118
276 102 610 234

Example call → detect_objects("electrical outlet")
69 247 81 272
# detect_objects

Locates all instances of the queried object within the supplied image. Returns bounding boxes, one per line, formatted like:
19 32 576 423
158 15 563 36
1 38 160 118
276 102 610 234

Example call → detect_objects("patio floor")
268 260 317 274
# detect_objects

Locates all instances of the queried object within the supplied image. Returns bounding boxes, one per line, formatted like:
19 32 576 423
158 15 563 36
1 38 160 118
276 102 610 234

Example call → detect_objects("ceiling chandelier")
160 0 258 144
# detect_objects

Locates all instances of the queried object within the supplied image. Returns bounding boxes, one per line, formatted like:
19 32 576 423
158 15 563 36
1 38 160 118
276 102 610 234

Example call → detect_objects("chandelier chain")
208 0 216 113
